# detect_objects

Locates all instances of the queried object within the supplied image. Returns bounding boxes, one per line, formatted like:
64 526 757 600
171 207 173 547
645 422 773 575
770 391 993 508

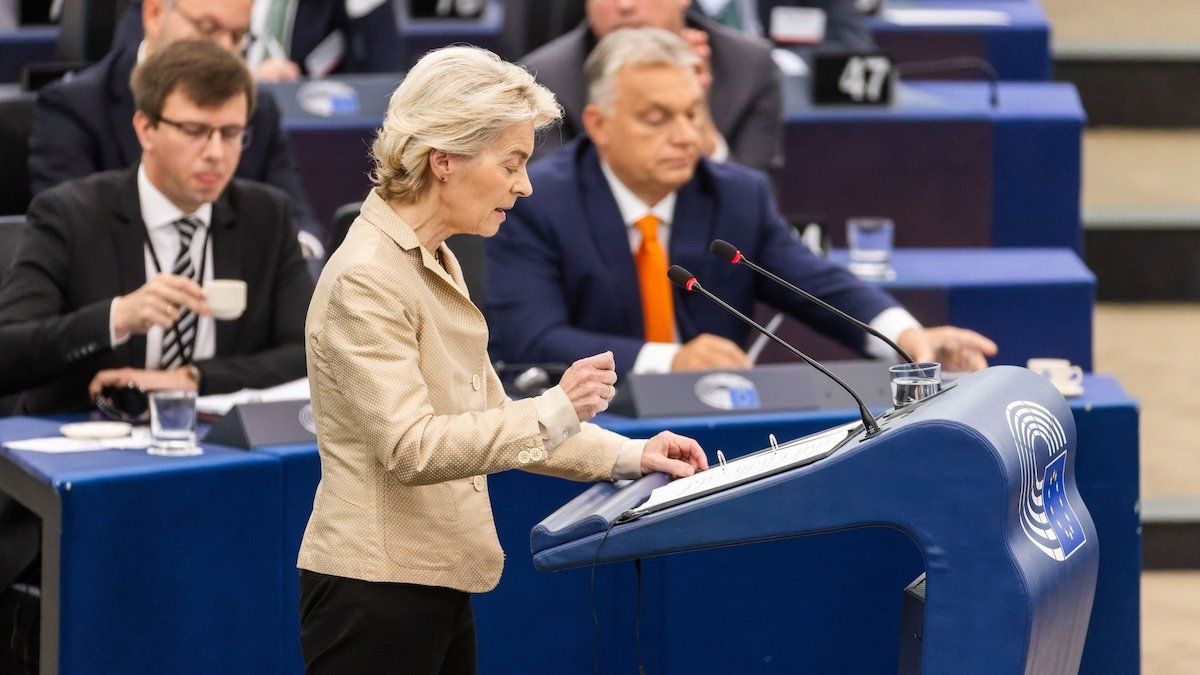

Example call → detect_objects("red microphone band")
685 278 698 292
731 251 743 265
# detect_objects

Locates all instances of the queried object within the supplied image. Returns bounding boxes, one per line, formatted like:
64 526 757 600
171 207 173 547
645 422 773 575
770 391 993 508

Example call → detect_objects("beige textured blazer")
298 190 631 593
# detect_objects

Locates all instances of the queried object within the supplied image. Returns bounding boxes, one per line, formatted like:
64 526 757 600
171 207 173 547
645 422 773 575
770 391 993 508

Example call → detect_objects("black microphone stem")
738 257 918 366
690 282 883 436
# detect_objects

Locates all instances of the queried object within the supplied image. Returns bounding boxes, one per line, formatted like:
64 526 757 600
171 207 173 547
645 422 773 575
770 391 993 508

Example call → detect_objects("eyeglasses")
157 117 252 149
170 2 257 52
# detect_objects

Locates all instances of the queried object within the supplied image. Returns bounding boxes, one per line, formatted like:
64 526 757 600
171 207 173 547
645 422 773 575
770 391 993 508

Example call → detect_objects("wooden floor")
1042 0 1200 48
1036 2 1200 670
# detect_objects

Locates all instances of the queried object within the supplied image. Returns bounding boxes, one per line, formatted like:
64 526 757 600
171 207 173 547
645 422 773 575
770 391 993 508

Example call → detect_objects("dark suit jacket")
484 138 898 376
113 1 405 76
520 11 783 171
27 43 318 234
0 168 314 415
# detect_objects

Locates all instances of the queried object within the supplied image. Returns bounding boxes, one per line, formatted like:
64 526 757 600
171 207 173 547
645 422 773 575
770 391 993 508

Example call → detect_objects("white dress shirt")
108 165 217 369
598 161 921 373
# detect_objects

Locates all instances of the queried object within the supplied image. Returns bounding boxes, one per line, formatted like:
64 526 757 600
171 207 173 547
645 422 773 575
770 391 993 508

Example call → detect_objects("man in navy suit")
486 27 995 377
28 0 322 247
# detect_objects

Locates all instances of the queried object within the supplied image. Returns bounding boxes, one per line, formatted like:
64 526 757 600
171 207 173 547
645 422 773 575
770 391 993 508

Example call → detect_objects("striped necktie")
159 216 201 371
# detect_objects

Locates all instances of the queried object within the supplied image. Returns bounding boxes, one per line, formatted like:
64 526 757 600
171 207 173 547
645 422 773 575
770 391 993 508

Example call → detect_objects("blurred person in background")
521 0 783 171
29 0 325 256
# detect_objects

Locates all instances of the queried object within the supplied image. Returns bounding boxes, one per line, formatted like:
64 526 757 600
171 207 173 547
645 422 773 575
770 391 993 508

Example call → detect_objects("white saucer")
1056 383 1084 398
60 421 132 440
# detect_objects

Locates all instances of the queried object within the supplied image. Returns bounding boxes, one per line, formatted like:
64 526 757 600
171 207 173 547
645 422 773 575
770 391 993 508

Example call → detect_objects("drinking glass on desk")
847 217 895 280
148 391 201 456
889 362 941 408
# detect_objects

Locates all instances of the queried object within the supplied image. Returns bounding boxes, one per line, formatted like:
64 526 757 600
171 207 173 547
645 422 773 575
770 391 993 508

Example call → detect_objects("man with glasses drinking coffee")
0 40 312 669
0 39 312 414
28 0 323 251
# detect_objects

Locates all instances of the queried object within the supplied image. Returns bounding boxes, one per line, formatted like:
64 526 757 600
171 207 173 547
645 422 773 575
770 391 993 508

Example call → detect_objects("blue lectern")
531 366 1098 674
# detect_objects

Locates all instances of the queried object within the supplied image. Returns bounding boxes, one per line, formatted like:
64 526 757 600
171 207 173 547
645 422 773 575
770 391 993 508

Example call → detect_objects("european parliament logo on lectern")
1007 400 1087 562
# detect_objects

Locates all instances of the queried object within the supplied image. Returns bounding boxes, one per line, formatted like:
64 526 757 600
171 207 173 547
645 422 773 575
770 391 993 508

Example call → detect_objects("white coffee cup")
1026 358 1083 395
204 279 247 320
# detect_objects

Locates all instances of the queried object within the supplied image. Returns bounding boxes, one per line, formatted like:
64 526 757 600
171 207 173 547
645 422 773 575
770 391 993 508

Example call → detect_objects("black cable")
894 56 1001 108
590 520 618 675
634 559 647 675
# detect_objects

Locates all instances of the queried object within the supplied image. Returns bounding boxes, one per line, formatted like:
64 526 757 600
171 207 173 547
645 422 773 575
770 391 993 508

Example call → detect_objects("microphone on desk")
894 56 1000 109
708 239 917 366
667 265 883 437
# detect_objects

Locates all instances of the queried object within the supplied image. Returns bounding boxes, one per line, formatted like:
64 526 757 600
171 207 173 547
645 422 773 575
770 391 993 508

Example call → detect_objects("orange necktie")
635 215 675 342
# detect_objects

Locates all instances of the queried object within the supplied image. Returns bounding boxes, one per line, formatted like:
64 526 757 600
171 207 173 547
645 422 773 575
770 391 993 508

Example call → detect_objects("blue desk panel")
270 78 1082 254
778 81 1083 252
871 0 1051 81
263 374 1136 673
755 248 1095 370
0 418 285 674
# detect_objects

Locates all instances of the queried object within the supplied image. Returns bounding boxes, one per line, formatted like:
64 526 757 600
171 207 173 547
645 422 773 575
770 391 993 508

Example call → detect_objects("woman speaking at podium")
296 47 708 673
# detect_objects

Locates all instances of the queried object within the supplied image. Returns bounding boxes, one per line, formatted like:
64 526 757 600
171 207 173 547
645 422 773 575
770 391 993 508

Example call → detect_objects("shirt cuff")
533 384 581 451
109 298 131 348
866 307 922 362
611 438 646 480
709 131 730 163
631 342 680 374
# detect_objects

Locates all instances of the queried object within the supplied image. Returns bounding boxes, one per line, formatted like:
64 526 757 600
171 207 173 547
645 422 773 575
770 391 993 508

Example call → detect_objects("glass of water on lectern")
888 362 941 408
846 217 895 280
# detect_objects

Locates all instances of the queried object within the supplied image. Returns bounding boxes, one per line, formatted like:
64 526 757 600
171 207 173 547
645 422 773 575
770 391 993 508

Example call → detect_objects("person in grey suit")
521 0 782 171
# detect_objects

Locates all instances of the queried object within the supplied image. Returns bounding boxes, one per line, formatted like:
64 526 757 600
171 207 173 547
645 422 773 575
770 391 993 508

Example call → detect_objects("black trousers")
299 570 476 674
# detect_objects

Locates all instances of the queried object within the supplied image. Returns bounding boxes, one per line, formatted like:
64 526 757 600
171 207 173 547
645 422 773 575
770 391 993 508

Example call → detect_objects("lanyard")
142 222 213 365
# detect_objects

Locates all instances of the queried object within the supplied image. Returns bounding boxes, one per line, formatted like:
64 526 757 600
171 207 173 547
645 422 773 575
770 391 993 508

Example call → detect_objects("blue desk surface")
873 0 1049 33
781 80 1082 251
0 417 266 485
0 26 57 82
753 248 1095 370
871 0 1051 83
830 247 1094 287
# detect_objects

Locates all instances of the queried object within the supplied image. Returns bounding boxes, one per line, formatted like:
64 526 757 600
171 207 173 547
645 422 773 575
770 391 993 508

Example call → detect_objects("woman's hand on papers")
641 431 709 479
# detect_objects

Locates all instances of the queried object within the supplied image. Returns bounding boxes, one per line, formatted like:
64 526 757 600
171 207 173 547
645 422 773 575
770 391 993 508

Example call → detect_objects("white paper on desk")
635 421 860 514
882 8 1010 26
5 430 152 453
197 378 310 416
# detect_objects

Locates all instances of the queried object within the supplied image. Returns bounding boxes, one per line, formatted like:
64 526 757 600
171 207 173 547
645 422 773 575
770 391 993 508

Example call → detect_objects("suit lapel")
210 194 240 355
113 168 148 367
557 26 591 135
107 47 142 167
669 165 718 342
578 145 643 336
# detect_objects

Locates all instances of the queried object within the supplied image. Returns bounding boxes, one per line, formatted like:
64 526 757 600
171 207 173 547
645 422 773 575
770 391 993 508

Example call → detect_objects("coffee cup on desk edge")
204 279 247 320
1026 358 1083 396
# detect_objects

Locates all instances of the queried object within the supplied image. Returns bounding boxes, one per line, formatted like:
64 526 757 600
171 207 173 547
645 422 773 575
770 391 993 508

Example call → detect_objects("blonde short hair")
585 28 700 113
371 46 562 203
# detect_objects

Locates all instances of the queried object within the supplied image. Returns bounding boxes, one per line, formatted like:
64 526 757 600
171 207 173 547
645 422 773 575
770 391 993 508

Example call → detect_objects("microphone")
668 265 883 436
894 56 1000 109
709 239 917 366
